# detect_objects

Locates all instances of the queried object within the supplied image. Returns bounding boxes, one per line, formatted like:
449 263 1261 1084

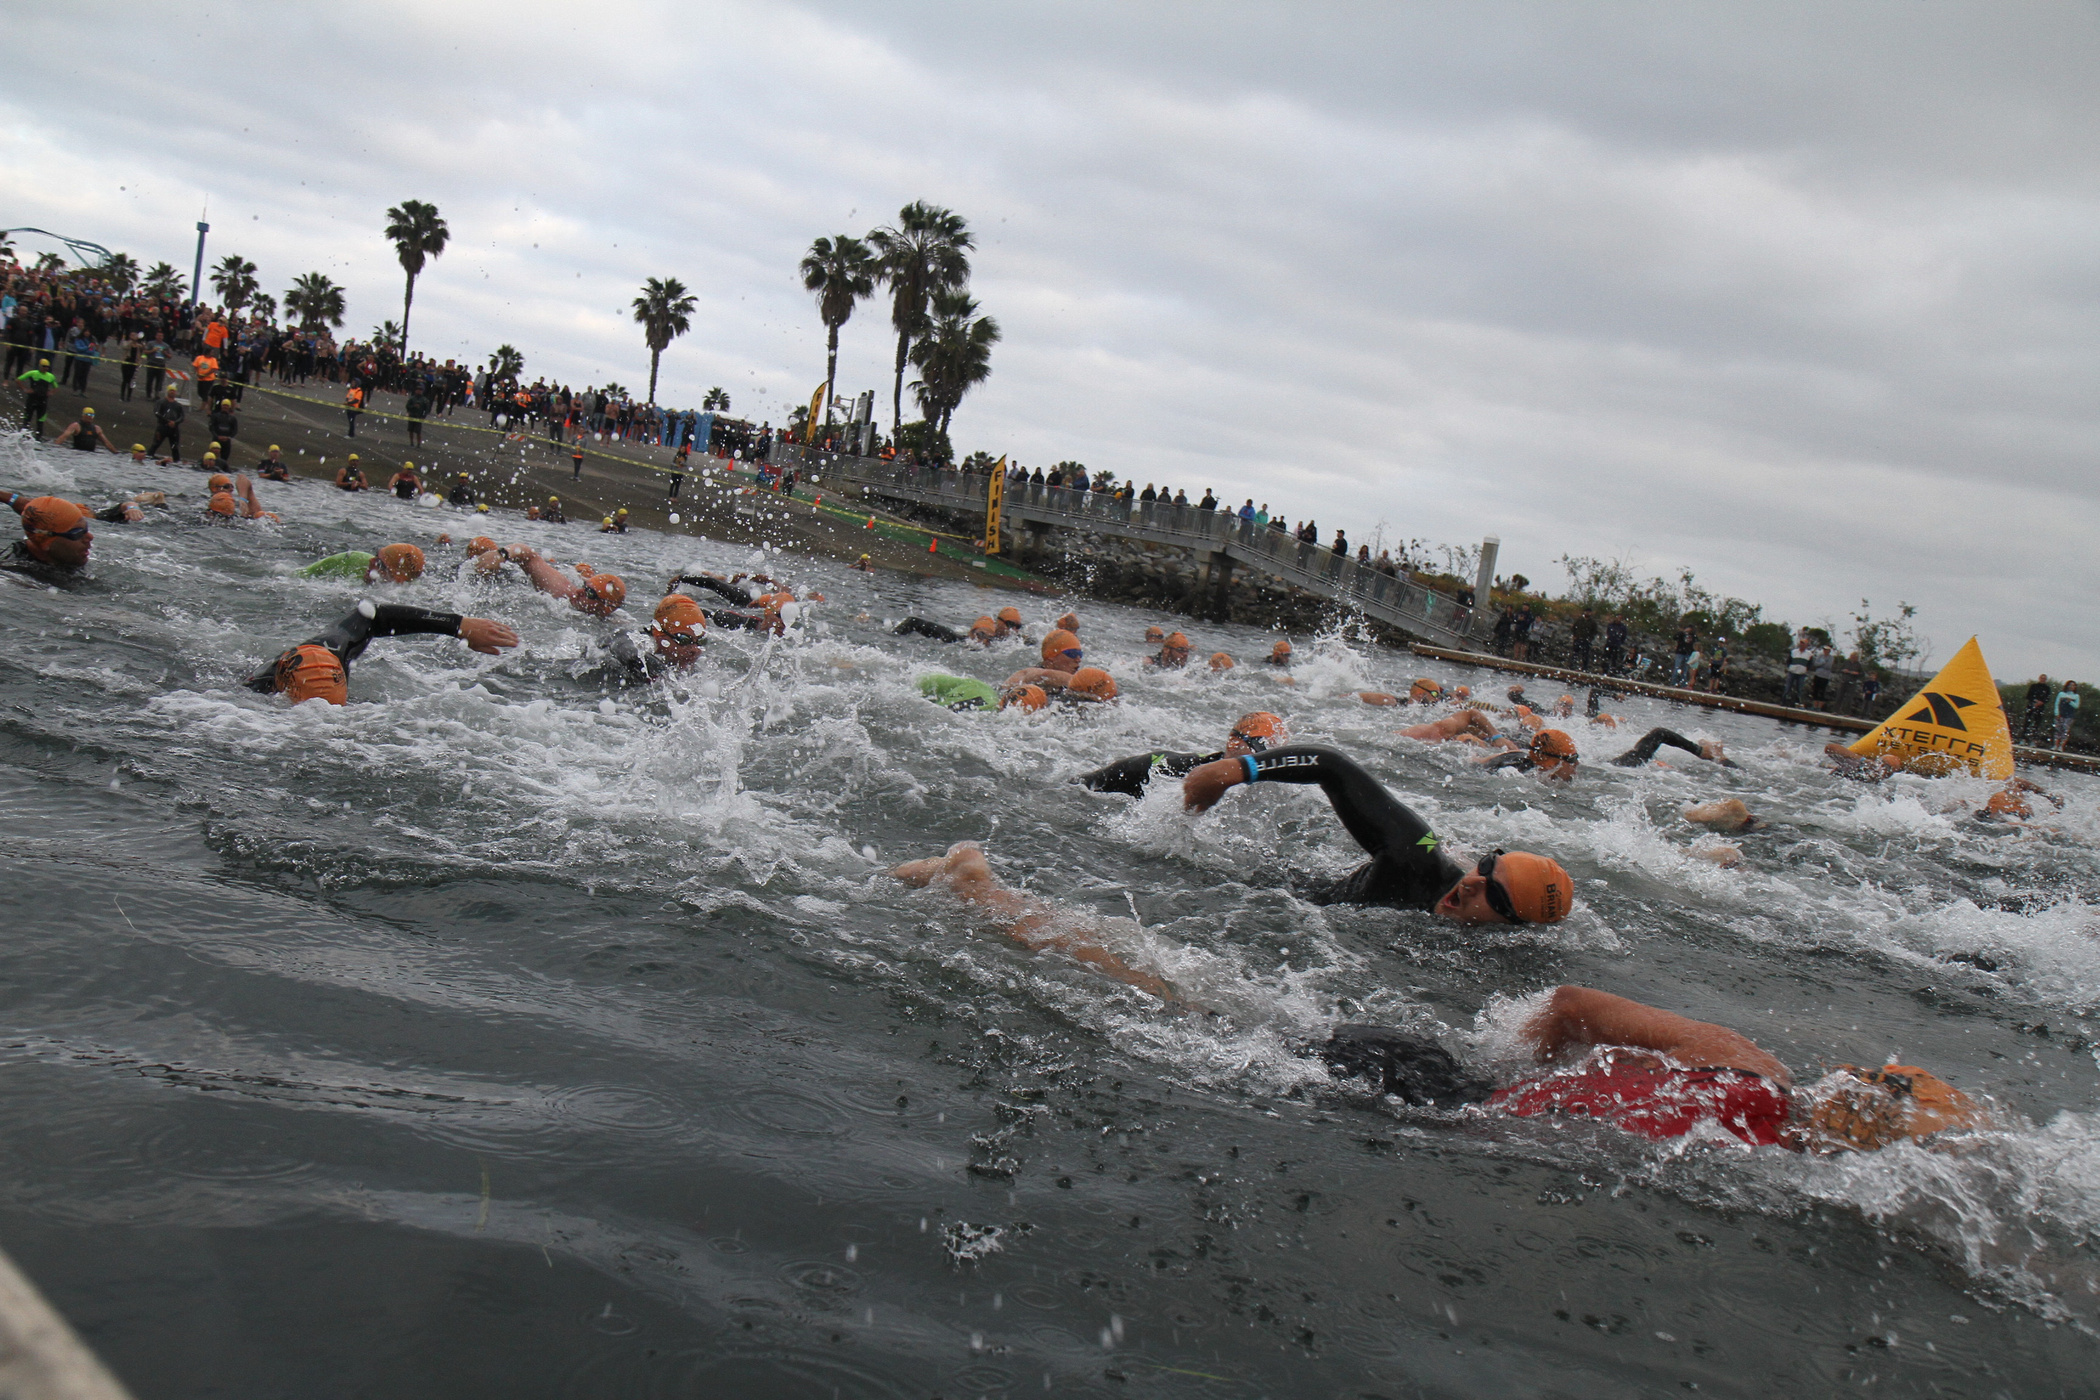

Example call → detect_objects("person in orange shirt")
345 383 365 437
191 352 219 395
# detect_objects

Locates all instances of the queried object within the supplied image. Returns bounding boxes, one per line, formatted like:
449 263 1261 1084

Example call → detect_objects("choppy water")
3 435 2098 1397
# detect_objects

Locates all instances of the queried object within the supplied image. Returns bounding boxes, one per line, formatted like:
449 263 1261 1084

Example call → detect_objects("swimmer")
1682 798 1763 832
257 445 290 482
1078 712 1288 796
893 615 999 645
462 536 508 576
598 594 708 681
1361 678 1445 707
890 843 1175 1000
447 472 476 506
334 455 369 492
1180 744 1573 924
1551 694 1575 718
507 544 626 616
1396 710 1501 744
995 606 1023 638
851 553 873 572
544 496 568 524
1054 611 1081 634
1147 631 1192 669
206 474 278 522
1266 639 1293 667
51 406 116 453
918 675 1048 712
1003 628 1086 692
0 494 102 578
1476 727 1579 781
601 508 630 533
388 463 423 500
1061 667 1120 703
1584 686 1619 727
1612 728 1736 768
298 543 427 584
668 571 756 606
1144 625 1165 645
1209 652 1234 672
1318 987 1981 1153
245 602 518 705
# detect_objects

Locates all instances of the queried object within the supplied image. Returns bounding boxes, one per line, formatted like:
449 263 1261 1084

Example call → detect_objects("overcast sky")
8 2 2098 676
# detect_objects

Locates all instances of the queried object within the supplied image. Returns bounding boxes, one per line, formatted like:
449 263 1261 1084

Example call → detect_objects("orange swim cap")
1002 684 1048 712
654 594 707 631
1055 612 1080 633
997 606 1023 627
1210 652 1234 671
1270 639 1292 658
1409 677 1444 701
1165 631 1190 650
1454 685 1471 700
1068 666 1118 700
1230 711 1287 750
580 573 627 611
374 543 426 583
20 496 89 538
466 536 497 556
1041 629 1082 665
1531 728 1579 761
274 643 348 705
206 491 240 516
207 472 233 492
1985 790 2033 820
1486 851 1573 924
1145 626 1165 643
969 616 999 643
1808 1065 1980 1152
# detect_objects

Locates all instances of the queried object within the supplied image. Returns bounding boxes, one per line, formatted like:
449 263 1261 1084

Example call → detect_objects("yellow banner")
803 383 827 445
1847 636 2014 778
984 456 1006 555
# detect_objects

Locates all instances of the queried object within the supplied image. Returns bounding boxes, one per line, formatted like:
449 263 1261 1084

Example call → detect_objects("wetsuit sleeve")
705 608 764 631
675 574 753 606
1249 747 1432 861
1077 751 1216 797
604 630 652 679
893 617 964 643
1611 728 1703 767
306 603 465 665
94 503 131 523
1481 751 1533 772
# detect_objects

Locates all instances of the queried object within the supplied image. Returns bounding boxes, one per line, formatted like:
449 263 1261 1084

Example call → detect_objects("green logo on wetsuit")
1417 832 1439 850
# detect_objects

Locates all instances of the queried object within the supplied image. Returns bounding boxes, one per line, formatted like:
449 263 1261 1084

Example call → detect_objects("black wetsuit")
242 603 465 692
1078 750 1221 797
1480 750 1550 773
1610 728 1737 768
1246 746 1465 910
705 608 769 631
671 574 754 606
0 541 80 584
595 630 689 684
894 617 964 643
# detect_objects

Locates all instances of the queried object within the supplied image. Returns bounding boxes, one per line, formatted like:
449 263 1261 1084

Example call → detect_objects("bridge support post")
1204 550 1235 622
1471 536 1499 640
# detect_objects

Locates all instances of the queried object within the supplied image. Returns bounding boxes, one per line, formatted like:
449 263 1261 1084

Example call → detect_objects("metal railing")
797 454 1478 648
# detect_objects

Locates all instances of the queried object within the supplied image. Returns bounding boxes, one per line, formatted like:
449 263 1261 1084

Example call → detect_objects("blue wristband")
1242 755 1259 784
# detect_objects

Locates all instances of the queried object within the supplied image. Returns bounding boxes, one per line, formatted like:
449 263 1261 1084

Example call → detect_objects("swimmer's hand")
1182 757 1246 813
502 544 538 565
458 617 519 654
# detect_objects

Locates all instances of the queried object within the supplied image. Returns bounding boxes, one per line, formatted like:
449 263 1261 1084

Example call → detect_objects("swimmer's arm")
510 549 582 602
1521 986 1791 1089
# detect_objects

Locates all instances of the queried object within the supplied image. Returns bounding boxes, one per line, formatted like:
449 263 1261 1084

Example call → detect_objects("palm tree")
0 231 14 265
702 387 730 412
142 261 185 300
102 252 140 294
32 252 65 275
209 254 259 313
284 272 347 330
630 276 697 404
372 319 404 348
383 199 450 360
798 234 875 423
487 344 525 381
908 287 1001 438
868 202 973 437
249 292 278 324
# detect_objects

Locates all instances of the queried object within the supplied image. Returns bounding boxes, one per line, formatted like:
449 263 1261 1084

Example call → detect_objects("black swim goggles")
1229 727 1272 753
654 630 703 647
1475 851 1526 925
46 524 92 541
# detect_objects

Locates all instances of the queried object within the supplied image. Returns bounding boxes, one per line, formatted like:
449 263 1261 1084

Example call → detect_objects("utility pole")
187 218 209 315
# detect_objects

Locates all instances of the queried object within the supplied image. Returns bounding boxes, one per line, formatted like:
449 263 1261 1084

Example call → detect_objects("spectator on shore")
1811 643 1836 711
2053 683 2080 749
1511 604 1535 662
1705 640 1730 694
1570 609 1598 670
1860 668 1881 715
2023 675 2055 744
1199 490 1217 511
1671 625 1697 685
1604 615 1628 674
1492 610 1515 657
1784 631 1813 705
1835 651 1864 714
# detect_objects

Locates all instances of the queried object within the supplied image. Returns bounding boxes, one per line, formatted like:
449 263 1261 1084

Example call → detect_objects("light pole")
187 220 209 315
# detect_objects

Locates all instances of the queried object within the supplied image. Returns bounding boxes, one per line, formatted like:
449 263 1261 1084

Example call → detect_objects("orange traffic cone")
865 515 875 529
928 538 938 554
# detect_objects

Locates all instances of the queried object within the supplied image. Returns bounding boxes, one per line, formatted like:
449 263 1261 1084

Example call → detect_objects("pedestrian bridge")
797 455 1484 651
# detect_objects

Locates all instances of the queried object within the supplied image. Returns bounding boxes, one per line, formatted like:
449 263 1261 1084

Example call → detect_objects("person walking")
147 385 186 461
2052 683 2080 750
118 333 142 402
344 382 365 437
16 358 57 439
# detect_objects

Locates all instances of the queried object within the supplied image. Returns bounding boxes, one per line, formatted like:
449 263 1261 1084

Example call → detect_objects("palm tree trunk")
648 347 661 405
825 322 840 419
891 329 910 438
400 270 416 359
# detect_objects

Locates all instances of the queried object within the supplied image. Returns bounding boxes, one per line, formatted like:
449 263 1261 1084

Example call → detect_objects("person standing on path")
1604 615 1628 674
1835 650 1864 715
16 358 57 438
1783 631 1813 705
118 333 142 402
147 385 186 460
142 338 169 400
2023 675 2055 745
1810 643 1836 711
344 383 365 437
2053 683 2081 750
1570 610 1598 671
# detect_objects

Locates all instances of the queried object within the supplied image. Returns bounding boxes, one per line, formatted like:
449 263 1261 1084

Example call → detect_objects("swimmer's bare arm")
506 546 582 602
1398 709 1498 743
1520 985 1791 1088
1004 667 1071 691
891 844 1177 1001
